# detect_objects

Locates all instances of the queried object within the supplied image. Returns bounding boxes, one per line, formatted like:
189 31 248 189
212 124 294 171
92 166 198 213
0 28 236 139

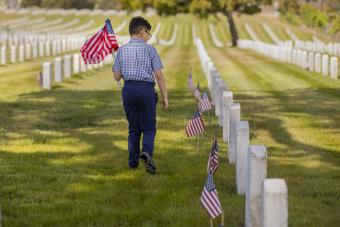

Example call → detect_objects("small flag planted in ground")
194 83 201 101
186 112 205 137
201 173 223 219
199 90 212 113
80 19 119 64
188 71 195 91
207 139 219 174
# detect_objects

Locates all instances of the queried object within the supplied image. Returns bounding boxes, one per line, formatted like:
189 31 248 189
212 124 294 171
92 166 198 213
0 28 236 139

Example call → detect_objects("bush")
329 15 340 35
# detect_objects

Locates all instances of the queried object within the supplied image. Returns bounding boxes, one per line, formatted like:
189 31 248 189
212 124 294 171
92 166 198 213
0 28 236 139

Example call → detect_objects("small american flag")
199 91 212 113
207 139 219 174
201 173 222 219
186 112 205 137
188 72 195 91
80 19 119 64
194 83 201 101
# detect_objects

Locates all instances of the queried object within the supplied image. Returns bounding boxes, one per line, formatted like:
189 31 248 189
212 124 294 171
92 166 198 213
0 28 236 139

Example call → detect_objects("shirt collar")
129 38 145 43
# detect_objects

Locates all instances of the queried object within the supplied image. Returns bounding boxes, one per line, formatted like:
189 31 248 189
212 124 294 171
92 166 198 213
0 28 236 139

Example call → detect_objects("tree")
189 0 263 46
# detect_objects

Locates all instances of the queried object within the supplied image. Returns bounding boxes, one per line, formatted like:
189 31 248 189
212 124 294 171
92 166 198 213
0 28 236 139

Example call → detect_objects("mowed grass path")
203 41 340 226
0 20 243 226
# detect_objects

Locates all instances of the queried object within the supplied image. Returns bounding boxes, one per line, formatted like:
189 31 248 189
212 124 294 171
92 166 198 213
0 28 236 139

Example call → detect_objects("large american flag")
199 91 212 113
201 173 222 219
80 19 119 64
186 112 205 137
207 139 219 174
194 83 201 101
188 72 195 91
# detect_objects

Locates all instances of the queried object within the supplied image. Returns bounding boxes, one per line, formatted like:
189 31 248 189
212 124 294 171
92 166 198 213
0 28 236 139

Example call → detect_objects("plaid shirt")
113 38 163 82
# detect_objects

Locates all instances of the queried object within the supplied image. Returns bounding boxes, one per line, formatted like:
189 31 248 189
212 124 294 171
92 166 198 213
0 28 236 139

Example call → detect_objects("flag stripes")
186 112 205 137
201 173 222 219
80 19 119 64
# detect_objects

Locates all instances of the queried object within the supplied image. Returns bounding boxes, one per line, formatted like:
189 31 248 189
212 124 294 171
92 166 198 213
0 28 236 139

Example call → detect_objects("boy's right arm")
154 69 168 109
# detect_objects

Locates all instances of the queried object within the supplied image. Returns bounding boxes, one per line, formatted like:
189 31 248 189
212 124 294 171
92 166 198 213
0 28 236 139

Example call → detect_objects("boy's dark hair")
129 16 152 36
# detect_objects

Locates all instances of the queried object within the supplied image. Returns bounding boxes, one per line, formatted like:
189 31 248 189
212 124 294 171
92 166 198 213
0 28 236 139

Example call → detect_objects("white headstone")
322 54 329 76
218 80 227 126
39 42 44 57
73 54 80 74
80 57 86 72
1 46 6 65
308 52 314 71
25 44 31 60
42 62 52 90
19 44 25 62
54 57 62 83
45 41 51 56
56 40 61 54
10 46 16 63
228 103 240 164
314 53 321 73
245 145 267 227
262 179 288 227
330 57 338 80
223 91 233 142
64 55 71 78
301 51 308 69
236 121 249 195
32 42 38 59
52 41 57 56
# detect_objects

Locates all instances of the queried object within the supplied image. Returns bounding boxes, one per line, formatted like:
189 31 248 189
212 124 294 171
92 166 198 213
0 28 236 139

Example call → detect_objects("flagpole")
219 211 225 227
210 218 213 227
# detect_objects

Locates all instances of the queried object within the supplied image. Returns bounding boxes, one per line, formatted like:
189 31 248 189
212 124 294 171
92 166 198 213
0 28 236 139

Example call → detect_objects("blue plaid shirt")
113 38 163 82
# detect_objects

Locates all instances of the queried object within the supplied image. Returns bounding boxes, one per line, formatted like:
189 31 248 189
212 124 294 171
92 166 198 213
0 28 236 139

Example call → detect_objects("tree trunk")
223 9 239 47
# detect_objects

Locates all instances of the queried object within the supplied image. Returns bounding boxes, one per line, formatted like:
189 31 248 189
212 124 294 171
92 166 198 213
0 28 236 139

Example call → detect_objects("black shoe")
140 152 157 174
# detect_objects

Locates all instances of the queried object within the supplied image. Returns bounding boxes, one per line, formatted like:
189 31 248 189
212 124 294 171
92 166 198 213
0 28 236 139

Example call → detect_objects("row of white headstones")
0 38 84 65
195 37 288 227
41 53 113 90
237 39 338 80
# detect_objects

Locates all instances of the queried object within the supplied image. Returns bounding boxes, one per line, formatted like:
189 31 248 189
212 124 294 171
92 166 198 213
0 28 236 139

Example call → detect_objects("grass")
0 13 339 226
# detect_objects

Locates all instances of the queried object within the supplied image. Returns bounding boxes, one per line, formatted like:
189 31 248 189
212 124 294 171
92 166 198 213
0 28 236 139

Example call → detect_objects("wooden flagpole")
219 211 225 227
210 218 213 227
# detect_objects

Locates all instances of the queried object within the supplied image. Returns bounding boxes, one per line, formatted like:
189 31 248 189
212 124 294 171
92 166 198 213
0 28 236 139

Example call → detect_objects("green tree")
189 0 263 46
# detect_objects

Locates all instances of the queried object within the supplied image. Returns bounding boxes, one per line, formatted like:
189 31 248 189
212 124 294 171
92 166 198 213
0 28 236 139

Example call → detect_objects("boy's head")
129 16 152 41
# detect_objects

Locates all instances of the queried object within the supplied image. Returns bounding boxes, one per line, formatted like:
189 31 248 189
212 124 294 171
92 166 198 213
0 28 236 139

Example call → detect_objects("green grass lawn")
0 13 339 226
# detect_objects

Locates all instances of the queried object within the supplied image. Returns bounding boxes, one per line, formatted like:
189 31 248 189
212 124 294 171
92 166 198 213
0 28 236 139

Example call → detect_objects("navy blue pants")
122 81 158 168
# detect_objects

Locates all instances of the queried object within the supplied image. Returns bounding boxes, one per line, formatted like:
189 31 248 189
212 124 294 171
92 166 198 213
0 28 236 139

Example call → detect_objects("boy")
113 17 168 174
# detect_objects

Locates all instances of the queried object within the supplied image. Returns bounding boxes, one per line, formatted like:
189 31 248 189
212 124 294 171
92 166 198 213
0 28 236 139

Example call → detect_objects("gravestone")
64 55 71 78
245 145 267 227
228 103 240 164
10 46 16 63
222 91 233 142
73 54 80 74
262 179 288 227
0 46 6 65
236 121 249 195
42 62 52 90
54 57 62 82
314 53 321 73
321 54 329 76
330 57 338 80
19 45 25 62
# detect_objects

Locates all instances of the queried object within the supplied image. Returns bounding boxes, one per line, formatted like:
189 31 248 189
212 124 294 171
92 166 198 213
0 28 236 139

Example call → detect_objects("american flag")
194 83 201 101
199 91 212 113
80 19 119 64
188 72 195 91
207 139 219 174
186 112 205 137
201 173 222 219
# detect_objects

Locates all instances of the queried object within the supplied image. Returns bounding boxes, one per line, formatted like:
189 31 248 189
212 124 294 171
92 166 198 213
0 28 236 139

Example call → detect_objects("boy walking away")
113 17 168 174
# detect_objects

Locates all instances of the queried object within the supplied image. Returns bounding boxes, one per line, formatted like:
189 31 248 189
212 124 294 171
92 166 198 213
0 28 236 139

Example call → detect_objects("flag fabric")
194 83 201 101
80 19 119 64
188 72 195 91
201 173 223 219
186 112 205 137
199 91 212 113
207 139 219 174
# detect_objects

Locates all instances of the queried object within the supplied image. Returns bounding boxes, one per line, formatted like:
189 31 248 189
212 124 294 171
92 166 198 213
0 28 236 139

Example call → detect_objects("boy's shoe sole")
140 152 157 174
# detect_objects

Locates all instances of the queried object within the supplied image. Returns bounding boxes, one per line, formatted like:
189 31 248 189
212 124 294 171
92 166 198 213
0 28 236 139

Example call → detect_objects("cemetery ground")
0 14 340 226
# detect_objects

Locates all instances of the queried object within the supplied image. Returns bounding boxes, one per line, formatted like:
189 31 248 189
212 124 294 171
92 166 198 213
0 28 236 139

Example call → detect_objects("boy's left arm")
113 49 123 81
